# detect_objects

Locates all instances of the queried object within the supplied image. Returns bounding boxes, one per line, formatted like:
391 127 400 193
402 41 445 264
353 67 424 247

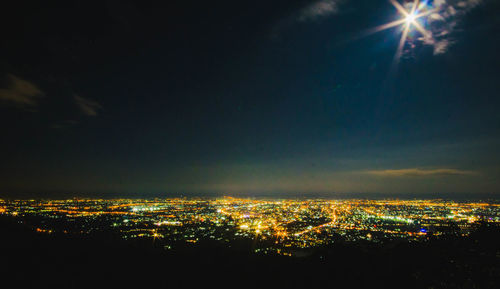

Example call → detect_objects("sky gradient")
0 0 499 196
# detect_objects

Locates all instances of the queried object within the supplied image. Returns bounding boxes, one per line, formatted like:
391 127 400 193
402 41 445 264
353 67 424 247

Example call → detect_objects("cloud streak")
0 74 43 107
366 168 476 177
51 120 79 129
298 0 342 21
418 0 484 54
74 94 103 116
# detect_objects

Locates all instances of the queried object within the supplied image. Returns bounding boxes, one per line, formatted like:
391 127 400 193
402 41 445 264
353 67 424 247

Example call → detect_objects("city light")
1 198 498 256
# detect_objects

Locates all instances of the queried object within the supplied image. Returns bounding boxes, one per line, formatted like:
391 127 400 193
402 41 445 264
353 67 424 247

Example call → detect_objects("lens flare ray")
365 0 437 63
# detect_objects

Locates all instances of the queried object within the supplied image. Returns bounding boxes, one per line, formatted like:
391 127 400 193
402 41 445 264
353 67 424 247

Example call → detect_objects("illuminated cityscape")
2 0 499 287
2 198 498 256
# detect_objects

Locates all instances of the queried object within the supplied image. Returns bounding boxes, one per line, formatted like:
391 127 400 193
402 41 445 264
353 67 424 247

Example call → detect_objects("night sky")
1 0 499 196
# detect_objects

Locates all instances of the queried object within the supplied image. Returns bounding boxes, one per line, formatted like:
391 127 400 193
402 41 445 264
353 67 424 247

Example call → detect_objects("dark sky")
0 0 499 196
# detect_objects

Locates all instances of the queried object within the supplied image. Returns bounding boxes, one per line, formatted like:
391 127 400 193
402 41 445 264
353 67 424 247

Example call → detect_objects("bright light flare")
361 1 436 64
389 0 435 64
405 13 416 25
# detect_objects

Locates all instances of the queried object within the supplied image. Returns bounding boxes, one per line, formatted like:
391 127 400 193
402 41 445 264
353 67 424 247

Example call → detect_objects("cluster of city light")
1 198 498 255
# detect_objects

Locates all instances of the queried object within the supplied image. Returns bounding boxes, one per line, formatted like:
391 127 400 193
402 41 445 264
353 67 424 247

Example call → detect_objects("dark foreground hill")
1 216 499 289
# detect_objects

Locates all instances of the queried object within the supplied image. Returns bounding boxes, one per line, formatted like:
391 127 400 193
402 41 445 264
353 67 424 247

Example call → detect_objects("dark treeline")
2 216 499 289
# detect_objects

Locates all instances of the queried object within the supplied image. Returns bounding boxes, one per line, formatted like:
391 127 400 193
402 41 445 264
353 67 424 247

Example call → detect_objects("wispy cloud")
298 0 342 22
366 168 477 177
74 94 102 116
420 0 483 54
51 120 79 129
0 74 43 107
